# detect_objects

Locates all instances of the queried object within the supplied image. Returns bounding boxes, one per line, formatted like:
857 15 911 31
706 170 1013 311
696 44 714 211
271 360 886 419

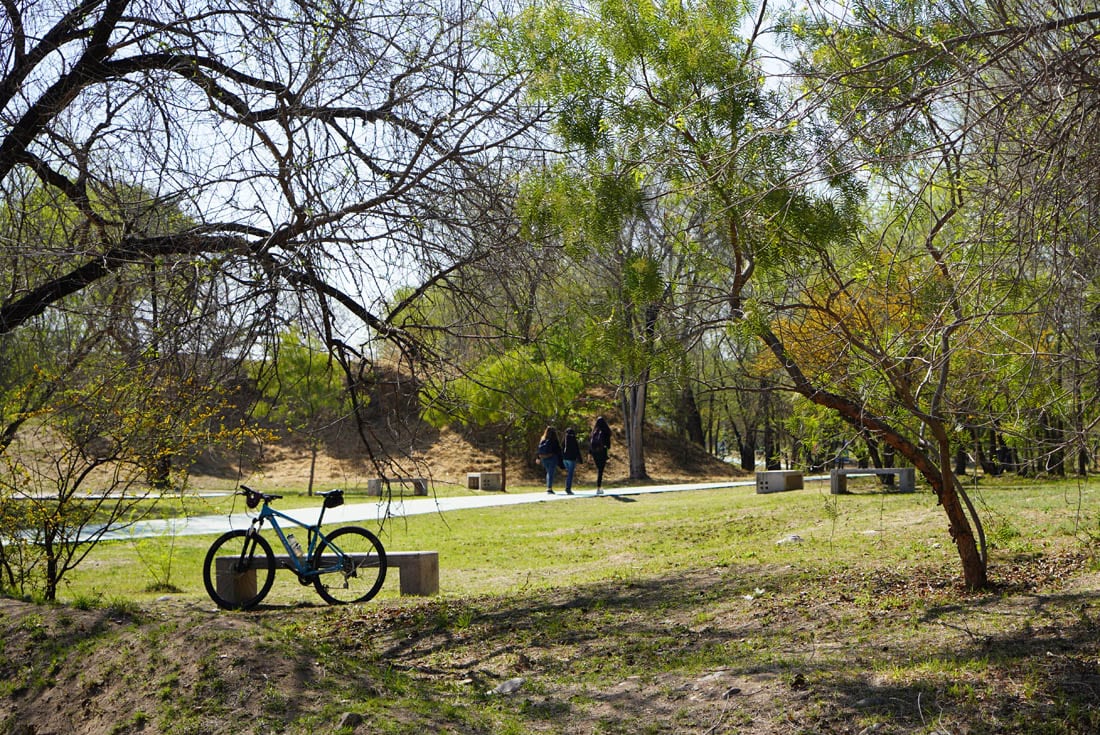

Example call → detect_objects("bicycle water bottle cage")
323 489 344 509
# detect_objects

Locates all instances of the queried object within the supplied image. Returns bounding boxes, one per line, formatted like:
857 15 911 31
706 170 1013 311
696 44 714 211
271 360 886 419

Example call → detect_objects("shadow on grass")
335 561 1100 734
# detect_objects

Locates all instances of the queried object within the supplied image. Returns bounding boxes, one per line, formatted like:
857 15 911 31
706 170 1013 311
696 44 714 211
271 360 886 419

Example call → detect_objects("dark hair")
541 426 558 441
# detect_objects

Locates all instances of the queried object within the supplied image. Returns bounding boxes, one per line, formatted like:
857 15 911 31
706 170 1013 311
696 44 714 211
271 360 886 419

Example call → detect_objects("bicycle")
202 485 387 610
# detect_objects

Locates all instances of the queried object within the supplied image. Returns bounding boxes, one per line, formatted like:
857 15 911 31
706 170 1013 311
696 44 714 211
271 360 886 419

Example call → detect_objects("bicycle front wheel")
202 529 275 610
311 526 387 605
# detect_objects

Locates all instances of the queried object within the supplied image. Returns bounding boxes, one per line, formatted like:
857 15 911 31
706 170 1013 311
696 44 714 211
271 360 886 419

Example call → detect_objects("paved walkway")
98 479 766 541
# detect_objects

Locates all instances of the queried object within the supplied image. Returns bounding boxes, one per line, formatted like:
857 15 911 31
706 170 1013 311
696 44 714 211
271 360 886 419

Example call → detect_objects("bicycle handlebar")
239 485 282 509
239 485 341 511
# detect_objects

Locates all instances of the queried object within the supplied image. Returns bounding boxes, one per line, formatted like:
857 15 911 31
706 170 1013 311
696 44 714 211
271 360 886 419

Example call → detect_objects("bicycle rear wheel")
311 526 387 604
202 529 275 610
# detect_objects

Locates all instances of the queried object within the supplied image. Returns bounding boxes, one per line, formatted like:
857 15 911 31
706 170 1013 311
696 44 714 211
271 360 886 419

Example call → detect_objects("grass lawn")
65 474 1095 605
5 474 1099 734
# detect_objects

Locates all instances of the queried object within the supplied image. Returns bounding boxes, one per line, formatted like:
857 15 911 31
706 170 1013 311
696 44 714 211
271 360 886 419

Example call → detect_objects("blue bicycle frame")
249 491 346 578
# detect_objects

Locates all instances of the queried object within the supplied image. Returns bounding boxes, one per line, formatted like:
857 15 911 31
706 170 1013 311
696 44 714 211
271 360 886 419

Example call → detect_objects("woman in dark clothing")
588 416 612 495
536 426 564 494
561 427 583 495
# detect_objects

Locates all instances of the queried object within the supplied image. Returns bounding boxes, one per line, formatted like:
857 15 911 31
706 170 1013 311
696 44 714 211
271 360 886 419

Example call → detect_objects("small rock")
776 534 803 545
337 712 363 729
492 677 525 695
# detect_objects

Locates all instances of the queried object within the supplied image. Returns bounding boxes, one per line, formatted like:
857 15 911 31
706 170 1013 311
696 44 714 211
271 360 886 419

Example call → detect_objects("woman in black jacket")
589 416 611 495
561 427 583 495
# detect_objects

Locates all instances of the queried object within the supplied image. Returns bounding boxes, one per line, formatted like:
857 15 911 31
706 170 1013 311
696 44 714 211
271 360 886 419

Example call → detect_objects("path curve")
99 479 772 541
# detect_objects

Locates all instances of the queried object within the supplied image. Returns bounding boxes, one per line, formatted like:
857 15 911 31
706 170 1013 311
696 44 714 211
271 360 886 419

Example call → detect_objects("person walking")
561 427 583 495
589 416 612 494
536 426 564 494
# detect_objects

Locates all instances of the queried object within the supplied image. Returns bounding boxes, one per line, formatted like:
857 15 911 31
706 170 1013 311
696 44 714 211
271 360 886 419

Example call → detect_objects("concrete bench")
466 471 502 491
366 477 428 496
213 550 439 603
755 470 804 494
830 467 915 494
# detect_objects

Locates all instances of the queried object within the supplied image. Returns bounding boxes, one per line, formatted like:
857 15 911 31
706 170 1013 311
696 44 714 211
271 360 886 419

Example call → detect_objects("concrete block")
756 470 804 494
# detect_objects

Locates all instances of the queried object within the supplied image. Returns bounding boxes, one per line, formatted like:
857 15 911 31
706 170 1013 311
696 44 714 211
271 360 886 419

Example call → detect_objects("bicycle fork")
233 522 265 572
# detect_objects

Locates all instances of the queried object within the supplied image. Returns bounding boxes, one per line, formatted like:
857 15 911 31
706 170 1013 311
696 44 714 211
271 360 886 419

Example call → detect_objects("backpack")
589 426 609 454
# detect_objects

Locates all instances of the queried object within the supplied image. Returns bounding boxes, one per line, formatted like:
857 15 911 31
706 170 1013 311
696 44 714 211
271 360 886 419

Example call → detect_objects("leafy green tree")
0 179 260 597
421 346 584 490
500 0 802 478
252 329 351 495
0 360 246 601
772 0 1100 588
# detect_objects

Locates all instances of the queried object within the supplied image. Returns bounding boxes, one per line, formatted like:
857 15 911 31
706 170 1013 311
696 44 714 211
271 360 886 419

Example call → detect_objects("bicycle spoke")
311 527 387 604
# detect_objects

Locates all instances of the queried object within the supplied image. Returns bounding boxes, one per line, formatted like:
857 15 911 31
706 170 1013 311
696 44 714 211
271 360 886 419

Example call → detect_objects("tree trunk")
307 440 318 496
985 427 1004 476
995 428 1016 472
621 379 649 480
678 385 706 446
737 427 756 471
971 427 998 476
879 441 895 487
725 403 756 471
762 387 783 469
705 391 717 455
499 430 509 492
954 444 969 476
763 421 781 470
45 541 58 602
861 434 883 471
759 327 988 589
1043 410 1066 475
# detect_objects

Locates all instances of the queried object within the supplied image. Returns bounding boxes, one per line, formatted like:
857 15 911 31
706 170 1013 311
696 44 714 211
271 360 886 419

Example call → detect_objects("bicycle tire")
311 526 387 605
202 529 276 610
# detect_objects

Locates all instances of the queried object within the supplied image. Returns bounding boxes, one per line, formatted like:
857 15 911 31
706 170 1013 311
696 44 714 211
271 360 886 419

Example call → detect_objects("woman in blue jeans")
536 426 564 494
561 427 583 495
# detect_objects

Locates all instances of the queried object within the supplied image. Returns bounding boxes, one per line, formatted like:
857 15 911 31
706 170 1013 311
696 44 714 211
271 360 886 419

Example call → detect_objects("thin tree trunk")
759 326 988 589
763 421 780 470
724 403 756 471
678 385 706 446
307 440 318 496
954 444 969 476
500 430 508 492
45 540 58 602
621 379 649 480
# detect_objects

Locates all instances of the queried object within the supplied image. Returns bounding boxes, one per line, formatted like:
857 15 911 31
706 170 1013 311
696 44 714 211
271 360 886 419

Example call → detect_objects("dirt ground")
241 422 741 492
185 380 743 494
1 551 1097 734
